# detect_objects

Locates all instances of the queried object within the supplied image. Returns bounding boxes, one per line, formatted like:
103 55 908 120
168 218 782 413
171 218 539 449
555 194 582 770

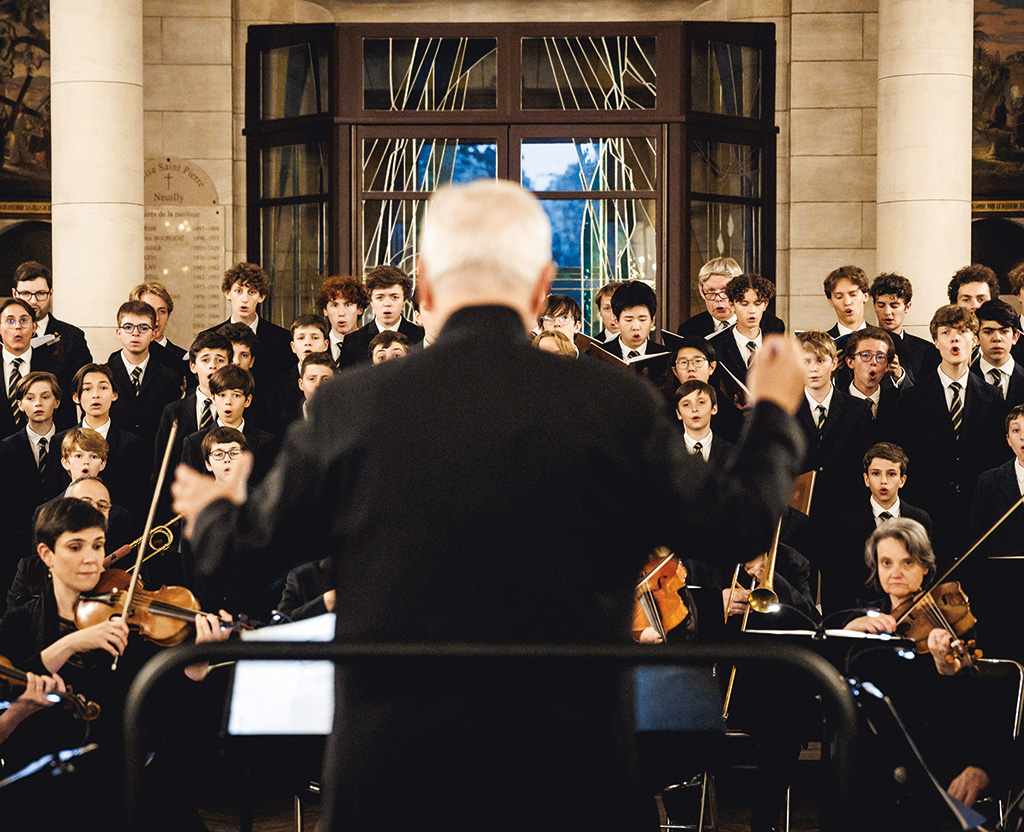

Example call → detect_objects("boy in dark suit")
106 300 183 453
795 330 874 522
972 299 1024 416
0 297 76 438
369 331 411 364
674 379 734 466
823 265 869 340
592 281 622 342
267 315 329 422
708 272 775 388
668 335 744 444
180 365 277 486
13 260 92 380
967 405 1024 661
948 263 999 312
869 272 939 384
0 371 66 609
841 326 904 442
280 351 336 430
200 262 292 384
601 280 668 361
338 265 425 368
898 305 1006 559
827 442 933 615
318 275 369 364
59 363 146 518
538 294 582 345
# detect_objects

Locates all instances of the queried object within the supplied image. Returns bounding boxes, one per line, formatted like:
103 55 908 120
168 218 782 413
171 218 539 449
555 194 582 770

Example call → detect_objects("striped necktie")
989 368 1004 397
692 442 703 458
627 349 639 360
8 357 22 424
200 397 213 431
746 341 757 366
37 436 47 477
879 511 893 523
816 404 827 434
131 366 142 394
949 381 963 439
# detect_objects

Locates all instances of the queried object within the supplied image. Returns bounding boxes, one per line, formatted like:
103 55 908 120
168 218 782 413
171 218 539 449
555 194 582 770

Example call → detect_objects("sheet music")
227 613 336 736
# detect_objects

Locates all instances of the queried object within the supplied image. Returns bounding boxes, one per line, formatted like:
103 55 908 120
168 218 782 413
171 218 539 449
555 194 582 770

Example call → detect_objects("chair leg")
294 793 304 832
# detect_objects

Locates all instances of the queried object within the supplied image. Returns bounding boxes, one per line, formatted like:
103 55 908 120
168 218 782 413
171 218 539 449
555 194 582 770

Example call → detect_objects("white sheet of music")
227 613 336 736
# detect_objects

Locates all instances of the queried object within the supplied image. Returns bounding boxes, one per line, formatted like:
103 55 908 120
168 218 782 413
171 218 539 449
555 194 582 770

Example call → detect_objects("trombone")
104 515 183 572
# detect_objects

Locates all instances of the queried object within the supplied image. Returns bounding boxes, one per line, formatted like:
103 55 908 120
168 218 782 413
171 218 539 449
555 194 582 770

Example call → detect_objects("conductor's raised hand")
171 453 252 539
747 335 806 415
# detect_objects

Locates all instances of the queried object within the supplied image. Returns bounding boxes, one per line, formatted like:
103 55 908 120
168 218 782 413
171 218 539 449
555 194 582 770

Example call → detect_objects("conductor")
172 180 808 831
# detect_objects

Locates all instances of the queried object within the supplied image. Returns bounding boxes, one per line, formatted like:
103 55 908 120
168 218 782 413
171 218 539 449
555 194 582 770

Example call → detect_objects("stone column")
876 0 973 333
51 0 144 358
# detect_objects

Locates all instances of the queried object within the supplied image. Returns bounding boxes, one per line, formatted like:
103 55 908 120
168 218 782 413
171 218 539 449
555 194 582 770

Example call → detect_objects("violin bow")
895 492 1024 628
111 420 178 671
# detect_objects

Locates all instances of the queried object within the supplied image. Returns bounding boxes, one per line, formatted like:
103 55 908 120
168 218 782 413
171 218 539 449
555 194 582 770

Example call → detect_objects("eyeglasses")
15 290 51 302
78 497 112 512
702 290 729 300
853 351 889 364
541 316 575 328
675 357 708 369
209 448 244 461
2 316 33 328
119 323 153 335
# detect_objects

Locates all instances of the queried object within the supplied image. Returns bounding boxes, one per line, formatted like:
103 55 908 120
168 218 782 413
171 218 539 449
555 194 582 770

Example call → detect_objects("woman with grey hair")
844 517 936 634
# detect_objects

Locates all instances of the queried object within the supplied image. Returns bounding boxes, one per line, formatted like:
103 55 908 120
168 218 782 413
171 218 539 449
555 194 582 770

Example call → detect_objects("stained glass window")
521 37 656 110
691 40 761 118
261 43 328 120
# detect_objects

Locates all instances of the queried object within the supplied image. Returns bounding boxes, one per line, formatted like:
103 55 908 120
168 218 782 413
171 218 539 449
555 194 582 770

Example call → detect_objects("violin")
632 547 689 642
0 654 100 722
891 580 980 673
74 569 249 647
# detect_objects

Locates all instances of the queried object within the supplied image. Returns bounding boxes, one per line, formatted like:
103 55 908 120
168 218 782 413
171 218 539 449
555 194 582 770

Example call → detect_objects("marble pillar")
51 0 144 358
876 0 973 333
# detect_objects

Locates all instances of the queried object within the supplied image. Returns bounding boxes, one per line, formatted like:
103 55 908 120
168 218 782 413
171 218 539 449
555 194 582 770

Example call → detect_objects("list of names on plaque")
144 206 226 339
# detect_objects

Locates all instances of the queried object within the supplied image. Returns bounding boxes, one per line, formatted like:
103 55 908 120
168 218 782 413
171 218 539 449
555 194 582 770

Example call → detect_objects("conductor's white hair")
420 180 552 295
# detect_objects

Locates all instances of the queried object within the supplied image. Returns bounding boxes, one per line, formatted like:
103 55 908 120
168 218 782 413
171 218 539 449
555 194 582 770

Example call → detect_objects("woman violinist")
842 518 999 811
0 498 230 826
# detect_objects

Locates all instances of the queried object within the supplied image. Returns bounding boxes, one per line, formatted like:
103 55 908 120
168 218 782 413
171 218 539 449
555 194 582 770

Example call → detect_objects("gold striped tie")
8 357 22 424
949 381 963 439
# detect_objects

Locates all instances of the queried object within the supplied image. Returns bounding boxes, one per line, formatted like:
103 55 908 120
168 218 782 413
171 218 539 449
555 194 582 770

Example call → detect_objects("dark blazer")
598 336 671 389
40 314 92 380
337 317 425 369
970 359 1024 425
967 459 1024 662
105 351 184 453
188 304 806 832
53 422 147 523
266 364 304 427
0 428 66 613
276 557 334 621
889 330 939 385
707 326 754 387
180 423 278 486
199 317 294 385
705 433 736 468
677 309 785 338
898 370 1006 558
795 388 874 521
0 344 77 438
148 340 188 390
824 499 934 616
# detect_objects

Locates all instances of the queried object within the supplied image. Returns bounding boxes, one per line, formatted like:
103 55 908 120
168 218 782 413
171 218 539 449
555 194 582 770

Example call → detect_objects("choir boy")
106 300 182 452
824 265 869 340
947 264 999 312
538 294 582 343
668 336 743 444
674 379 733 466
843 327 903 441
972 299 1024 414
60 363 145 517
129 282 188 391
869 272 939 384
0 298 74 438
827 443 933 615
370 331 411 364
288 351 336 426
339 265 424 368
200 262 292 383
898 305 1005 558
708 272 775 387
318 275 369 364
180 365 277 485
269 315 329 421
593 281 622 342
